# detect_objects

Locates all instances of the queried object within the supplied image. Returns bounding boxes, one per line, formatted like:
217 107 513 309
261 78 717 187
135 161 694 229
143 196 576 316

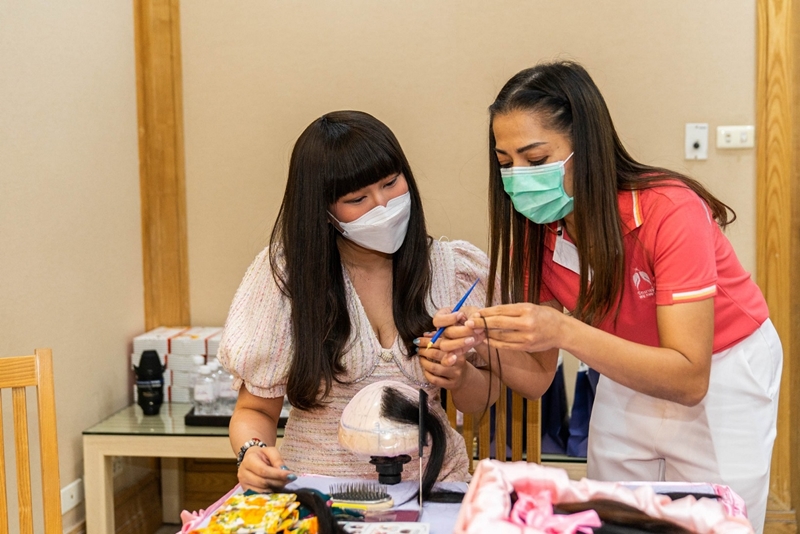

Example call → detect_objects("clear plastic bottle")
189 355 205 390
192 365 217 416
207 359 221 414
216 367 236 416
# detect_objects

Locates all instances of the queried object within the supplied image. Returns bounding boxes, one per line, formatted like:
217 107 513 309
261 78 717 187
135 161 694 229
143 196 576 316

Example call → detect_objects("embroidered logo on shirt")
632 268 655 299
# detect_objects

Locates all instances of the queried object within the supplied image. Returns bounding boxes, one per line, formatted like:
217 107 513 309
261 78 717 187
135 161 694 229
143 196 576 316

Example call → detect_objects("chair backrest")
0 349 62 534
444 385 540 473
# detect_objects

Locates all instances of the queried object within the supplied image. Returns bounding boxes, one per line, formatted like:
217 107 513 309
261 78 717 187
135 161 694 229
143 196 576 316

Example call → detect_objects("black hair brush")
329 481 394 511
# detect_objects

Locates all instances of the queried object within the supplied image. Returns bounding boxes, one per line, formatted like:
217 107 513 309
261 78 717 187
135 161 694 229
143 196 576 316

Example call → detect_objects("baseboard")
64 520 86 534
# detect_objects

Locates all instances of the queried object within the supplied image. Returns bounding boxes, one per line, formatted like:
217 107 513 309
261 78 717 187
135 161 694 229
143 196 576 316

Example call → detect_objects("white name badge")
553 231 580 274
553 230 593 280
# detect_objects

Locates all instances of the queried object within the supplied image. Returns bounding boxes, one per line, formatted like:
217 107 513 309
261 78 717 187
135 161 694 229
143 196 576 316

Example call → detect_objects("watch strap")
237 437 267 467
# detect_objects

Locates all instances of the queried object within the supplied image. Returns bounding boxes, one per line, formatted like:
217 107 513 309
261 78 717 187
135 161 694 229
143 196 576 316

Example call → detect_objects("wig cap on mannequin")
338 380 420 457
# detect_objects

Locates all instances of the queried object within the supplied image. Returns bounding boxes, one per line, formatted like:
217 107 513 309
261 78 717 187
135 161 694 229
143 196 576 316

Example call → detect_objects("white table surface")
185 475 466 534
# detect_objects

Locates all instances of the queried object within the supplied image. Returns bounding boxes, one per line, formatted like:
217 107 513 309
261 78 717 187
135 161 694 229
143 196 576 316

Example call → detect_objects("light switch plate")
716 125 755 149
685 123 709 160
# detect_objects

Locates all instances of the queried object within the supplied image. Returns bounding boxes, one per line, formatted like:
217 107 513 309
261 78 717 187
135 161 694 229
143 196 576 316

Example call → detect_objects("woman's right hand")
464 302 564 353
237 445 297 492
431 305 486 355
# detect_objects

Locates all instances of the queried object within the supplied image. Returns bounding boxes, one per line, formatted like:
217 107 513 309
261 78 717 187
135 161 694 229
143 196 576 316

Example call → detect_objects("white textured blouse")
217 239 490 481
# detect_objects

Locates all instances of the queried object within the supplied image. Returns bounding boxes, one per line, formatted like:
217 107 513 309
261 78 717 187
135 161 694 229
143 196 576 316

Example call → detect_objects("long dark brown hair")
270 111 433 410
487 61 735 326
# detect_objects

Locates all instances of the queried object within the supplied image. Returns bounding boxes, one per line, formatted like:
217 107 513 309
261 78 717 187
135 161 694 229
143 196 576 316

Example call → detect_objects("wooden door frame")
134 0 190 331
757 1 800 532
133 1 800 530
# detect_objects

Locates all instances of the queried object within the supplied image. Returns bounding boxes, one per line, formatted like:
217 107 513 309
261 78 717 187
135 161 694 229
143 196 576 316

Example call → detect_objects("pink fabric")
454 460 754 534
712 483 748 519
509 490 600 533
179 484 241 533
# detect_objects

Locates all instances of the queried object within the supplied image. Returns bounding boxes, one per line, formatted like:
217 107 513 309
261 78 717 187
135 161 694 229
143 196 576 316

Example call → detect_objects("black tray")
184 407 231 427
184 407 289 428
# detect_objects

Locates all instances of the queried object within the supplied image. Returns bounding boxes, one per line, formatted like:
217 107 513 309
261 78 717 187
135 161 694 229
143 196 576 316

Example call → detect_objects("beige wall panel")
181 1 757 325
0 2 143 530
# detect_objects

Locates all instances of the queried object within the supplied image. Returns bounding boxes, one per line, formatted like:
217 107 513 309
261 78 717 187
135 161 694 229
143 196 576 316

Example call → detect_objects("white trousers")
587 319 782 534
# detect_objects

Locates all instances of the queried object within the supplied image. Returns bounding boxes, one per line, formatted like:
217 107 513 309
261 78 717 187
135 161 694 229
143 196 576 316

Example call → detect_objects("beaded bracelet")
237 437 267 467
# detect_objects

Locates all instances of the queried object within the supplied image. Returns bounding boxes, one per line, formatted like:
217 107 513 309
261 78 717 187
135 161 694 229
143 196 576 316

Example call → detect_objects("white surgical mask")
329 192 411 254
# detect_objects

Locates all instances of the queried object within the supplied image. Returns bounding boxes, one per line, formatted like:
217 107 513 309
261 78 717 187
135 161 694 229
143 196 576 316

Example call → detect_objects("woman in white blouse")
218 111 508 491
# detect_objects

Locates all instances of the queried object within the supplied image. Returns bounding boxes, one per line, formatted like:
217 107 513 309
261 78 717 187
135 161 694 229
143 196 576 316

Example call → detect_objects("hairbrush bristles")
329 482 394 510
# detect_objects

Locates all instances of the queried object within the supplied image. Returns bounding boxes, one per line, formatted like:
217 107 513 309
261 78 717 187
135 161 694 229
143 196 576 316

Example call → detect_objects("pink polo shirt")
538 183 769 353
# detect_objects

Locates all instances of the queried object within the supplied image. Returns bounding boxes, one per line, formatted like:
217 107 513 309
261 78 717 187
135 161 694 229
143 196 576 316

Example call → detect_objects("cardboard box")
170 327 223 355
166 353 205 372
133 326 189 358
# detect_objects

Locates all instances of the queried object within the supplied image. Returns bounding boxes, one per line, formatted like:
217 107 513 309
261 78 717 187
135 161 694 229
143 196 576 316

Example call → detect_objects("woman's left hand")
416 332 471 391
466 303 564 353
415 324 474 390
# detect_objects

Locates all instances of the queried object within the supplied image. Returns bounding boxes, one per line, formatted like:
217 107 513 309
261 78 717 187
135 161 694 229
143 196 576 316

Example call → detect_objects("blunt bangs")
321 134 402 204
313 112 405 205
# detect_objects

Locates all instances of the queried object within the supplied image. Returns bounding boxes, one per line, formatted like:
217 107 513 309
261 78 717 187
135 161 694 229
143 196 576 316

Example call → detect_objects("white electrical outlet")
685 123 709 160
716 125 755 149
61 478 84 515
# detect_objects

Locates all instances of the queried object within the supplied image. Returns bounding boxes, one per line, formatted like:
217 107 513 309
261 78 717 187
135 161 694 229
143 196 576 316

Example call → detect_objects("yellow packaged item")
189 492 319 534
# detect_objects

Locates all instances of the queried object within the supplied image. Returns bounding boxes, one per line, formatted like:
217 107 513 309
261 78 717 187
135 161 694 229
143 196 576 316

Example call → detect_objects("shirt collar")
543 190 644 251
619 189 644 235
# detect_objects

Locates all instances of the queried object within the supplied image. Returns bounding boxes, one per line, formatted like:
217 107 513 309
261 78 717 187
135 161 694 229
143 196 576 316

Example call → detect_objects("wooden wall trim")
756 0 798 531
133 0 190 330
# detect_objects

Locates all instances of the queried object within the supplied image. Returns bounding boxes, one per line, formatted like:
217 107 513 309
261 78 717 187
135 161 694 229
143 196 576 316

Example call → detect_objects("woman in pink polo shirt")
424 61 782 533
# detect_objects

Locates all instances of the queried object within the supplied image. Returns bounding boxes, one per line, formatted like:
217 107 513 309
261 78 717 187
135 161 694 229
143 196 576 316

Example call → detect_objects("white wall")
179 0 757 326
0 1 143 529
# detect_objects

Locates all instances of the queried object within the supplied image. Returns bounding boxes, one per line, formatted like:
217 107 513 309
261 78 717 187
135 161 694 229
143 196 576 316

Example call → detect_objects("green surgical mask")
500 153 574 224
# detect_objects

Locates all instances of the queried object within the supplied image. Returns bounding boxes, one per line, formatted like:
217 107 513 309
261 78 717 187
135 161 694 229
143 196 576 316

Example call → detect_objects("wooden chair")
445 385 541 473
0 349 62 534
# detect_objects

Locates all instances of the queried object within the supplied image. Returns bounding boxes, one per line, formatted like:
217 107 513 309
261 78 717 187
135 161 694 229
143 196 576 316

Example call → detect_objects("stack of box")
131 326 223 403
165 326 223 403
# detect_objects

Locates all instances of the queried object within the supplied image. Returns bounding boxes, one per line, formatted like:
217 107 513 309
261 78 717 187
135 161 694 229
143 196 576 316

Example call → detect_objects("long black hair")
381 387 464 503
270 111 433 410
487 61 735 326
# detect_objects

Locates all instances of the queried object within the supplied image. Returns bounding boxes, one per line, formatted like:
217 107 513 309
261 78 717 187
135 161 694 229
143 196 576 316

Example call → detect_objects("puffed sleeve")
448 240 494 367
449 240 493 309
216 246 293 398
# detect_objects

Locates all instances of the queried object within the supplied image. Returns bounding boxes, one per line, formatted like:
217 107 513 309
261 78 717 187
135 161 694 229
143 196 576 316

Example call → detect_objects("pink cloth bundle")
453 460 753 534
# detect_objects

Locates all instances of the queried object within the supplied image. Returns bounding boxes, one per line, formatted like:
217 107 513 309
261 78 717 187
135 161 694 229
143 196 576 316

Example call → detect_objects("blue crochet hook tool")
425 278 480 350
